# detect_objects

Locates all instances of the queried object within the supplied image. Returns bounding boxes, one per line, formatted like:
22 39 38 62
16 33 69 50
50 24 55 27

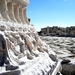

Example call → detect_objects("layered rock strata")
0 24 58 75
0 0 29 24
0 0 58 75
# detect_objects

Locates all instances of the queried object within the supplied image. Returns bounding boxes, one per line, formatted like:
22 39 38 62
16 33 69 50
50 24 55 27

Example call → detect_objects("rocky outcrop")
61 59 75 75
40 36 75 75
0 0 59 75
38 26 75 37
0 0 29 24
0 25 58 75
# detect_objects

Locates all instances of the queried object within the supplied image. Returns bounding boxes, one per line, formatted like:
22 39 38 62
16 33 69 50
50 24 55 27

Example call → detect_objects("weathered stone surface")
0 26 6 31
25 35 34 52
0 30 58 74
61 58 71 64
37 47 44 53
0 0 58 75
0 48 6 66
0 52 3 66
6 65 19 71
61 62 75 75
0 34 7 66
0 70 20 75
0 0 29 24
49 54 58 62
10 27 15 31
27 53 33 60
41 36 75 75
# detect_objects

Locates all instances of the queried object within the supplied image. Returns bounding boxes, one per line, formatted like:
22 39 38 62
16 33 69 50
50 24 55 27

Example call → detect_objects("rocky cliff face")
0 22 58 75
0 0 58 75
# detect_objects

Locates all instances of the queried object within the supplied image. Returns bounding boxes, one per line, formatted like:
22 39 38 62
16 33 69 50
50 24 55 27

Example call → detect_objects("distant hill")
38 26 75 37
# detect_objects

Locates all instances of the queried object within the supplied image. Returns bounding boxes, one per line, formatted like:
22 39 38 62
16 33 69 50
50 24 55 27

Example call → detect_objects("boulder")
61 62 75 75
61 58 71 64
61 59 75 75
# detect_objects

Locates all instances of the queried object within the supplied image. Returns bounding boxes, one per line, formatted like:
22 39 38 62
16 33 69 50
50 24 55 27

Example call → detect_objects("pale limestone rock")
10 32 19 39
37 46 44 53
6 38 11 50
27 53 33 60
0 0 29 24
0 0 58 75
7 35 17 44
19 45 25 54
10 27 15 31
25 35 34 52
0 26 6 31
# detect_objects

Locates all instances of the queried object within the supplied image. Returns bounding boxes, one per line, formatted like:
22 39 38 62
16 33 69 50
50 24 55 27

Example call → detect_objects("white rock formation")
0 0 59 75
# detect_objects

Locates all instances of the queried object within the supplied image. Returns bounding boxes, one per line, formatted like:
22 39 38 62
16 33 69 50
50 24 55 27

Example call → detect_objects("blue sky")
27 0 75 31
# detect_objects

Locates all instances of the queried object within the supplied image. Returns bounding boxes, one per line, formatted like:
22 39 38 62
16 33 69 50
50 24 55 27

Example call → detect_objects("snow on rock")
0 22 58 75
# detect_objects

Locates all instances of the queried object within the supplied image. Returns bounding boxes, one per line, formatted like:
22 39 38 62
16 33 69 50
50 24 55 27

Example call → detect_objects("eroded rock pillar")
23 8 30 25
19 6 25 24
0 0 10 21
7 2 17 22
14 4 22 23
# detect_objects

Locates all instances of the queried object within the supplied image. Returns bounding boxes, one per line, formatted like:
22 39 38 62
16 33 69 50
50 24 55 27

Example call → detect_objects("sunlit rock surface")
40 36 75 75
0 23 58 75
0 0 58 75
